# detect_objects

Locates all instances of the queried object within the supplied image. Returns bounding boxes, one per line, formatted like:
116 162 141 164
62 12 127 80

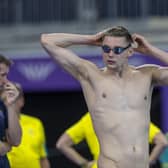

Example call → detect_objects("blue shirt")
0 100 10 168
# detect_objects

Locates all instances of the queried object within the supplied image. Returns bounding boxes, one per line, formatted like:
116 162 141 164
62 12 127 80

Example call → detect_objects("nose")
2 78 9 85
108 50 114 58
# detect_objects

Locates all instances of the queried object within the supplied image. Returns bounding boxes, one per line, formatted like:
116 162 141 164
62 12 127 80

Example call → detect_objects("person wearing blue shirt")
0 55 22 168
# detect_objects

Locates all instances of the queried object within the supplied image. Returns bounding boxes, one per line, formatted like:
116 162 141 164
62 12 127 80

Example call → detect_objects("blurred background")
1 0 168 167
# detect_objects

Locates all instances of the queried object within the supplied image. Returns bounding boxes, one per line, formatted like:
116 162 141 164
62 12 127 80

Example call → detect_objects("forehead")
103 36 128 46
0 63 9 73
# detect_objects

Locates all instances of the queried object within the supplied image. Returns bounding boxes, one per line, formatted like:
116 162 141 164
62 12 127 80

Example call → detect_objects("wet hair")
0 54 13 67
102 26 133 44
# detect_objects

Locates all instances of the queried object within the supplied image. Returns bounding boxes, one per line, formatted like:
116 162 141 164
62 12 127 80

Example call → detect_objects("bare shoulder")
78 59 101 80
135 64 161 72
81 59 100 73
131 64 168 86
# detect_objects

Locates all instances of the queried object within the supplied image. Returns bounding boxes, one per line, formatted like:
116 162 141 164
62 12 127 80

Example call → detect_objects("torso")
80 66 153 168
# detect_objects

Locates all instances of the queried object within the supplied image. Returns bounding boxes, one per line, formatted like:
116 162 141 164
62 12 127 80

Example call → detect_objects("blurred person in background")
41 26 168 168
56 112 167 168
159 133 168 168
149 123 168 168
57 112 98 168
7 83 50 168
0 55 22 168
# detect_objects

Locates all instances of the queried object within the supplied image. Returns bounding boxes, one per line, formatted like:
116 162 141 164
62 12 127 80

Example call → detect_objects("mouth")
107 60 116 64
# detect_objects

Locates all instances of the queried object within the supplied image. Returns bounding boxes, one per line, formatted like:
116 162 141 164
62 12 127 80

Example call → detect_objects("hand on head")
132 33 152 54
93 27 114 46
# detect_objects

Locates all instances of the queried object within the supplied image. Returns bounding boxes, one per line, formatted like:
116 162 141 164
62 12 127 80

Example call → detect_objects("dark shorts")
0 156 10 168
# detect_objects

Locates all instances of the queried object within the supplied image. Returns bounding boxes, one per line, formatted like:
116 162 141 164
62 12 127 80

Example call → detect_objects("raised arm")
3 82 22 146
40 29 111 80
41 33 97 79
133 34 168 85
133 34 168 64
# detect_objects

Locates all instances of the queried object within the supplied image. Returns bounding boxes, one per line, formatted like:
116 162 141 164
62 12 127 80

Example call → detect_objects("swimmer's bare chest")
83 71 152 136
91 71 152 112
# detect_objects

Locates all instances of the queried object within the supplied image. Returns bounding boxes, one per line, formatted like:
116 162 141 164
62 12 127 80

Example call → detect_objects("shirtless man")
40 26 168 168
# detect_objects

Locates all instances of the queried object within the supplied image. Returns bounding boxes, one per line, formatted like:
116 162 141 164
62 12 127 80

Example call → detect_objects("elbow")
40 33 49 46
9 138 21 147
11 135 22 147
12 140 20 147
154 132 168 149
160 136 168 148
56 138 68 152
56 140 63 151
56 133 72 152
161 140 168 148
156 139 168 149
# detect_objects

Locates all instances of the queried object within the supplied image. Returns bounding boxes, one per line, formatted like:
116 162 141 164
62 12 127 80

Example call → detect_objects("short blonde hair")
102 26 133 44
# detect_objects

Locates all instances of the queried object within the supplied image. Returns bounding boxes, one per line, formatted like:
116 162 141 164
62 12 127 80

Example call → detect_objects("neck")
106 64 130 78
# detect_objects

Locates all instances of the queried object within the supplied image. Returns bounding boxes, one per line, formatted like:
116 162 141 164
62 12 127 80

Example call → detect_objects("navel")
102 93 106 98
144 96 147 100
133 146 136 152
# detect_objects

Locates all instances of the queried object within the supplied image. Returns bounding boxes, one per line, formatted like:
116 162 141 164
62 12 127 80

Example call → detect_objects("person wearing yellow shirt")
56 112 168 168
149 123 168 166
7 83 50 168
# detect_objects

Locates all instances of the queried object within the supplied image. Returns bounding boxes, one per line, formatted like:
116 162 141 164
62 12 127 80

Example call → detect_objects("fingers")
132 33 148 48
3 82 19 105
4 83 18 98
132 33 145 41
94 27 113 46
131 41 138 49
4 82 16 90
97 27 113 37
100 27 113 34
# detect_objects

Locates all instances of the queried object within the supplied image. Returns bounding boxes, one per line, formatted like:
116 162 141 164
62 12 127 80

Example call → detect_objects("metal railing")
0 0 168 25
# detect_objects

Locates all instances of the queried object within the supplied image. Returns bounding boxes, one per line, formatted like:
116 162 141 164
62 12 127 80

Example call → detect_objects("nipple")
133 146 136 152
102 93 106 98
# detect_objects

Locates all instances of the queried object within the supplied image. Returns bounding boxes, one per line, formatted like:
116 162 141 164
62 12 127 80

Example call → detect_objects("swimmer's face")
102 36 133 69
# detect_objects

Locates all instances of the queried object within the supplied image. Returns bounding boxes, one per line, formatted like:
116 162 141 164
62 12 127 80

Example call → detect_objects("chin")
107 64 118 69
